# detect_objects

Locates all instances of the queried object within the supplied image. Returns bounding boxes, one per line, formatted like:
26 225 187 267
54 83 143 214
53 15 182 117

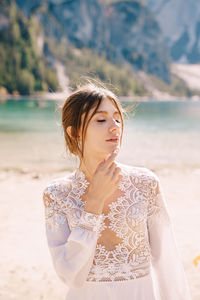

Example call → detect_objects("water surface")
0 99 199 172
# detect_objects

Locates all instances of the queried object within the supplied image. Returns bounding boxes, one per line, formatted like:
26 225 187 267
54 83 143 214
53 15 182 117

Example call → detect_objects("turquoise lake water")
0 99 199 172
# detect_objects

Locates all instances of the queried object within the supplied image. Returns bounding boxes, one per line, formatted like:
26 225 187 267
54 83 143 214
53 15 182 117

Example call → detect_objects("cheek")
85 123 106 141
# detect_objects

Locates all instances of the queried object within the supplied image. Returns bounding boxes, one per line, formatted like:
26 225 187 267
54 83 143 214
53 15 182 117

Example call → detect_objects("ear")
66 126 81 140
66 126 72 138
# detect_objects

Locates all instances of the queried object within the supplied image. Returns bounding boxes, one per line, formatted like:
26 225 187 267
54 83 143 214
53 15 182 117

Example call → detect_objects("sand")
0 167 200 300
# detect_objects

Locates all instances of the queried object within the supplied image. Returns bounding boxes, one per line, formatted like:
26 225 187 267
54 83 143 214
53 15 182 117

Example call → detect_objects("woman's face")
81 97 122 158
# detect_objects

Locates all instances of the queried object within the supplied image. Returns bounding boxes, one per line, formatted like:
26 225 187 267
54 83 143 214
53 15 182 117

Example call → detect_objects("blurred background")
0 0 200 299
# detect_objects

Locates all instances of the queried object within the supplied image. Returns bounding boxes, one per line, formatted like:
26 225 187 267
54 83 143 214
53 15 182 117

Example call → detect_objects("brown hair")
62 83 126 160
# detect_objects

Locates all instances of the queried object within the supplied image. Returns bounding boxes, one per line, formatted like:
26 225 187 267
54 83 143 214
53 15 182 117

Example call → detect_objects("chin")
95 143 120 156
105 144 120 153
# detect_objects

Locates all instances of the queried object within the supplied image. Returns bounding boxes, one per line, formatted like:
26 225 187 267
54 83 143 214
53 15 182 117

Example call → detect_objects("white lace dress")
42 163 191 300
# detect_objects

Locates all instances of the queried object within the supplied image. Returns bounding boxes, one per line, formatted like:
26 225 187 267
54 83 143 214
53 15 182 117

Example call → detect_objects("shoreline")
0 164 200 179
1 92 200 102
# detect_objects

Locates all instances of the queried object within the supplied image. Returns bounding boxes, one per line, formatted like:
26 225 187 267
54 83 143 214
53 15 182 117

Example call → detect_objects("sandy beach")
0 166 200 300
1 98 200 299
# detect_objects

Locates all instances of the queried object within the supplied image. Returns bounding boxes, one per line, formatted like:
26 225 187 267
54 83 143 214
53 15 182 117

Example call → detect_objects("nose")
109 118 121 133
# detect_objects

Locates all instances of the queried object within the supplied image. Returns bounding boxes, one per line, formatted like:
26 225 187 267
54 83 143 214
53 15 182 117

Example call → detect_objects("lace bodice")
43 163 170 282
43 163 192 299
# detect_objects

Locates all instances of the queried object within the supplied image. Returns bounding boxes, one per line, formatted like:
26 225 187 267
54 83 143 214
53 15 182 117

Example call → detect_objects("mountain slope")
0 0 59 95
15 0 171 82
146 0 200 63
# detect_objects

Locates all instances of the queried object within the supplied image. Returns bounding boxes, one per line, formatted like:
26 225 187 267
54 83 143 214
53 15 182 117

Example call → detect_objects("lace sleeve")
42 184 102 288
147 173 171 227
43 185 67 230
147 172 191 300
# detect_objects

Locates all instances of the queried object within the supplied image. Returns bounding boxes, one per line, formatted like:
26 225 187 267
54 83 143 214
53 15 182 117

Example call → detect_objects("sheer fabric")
42 163 191 299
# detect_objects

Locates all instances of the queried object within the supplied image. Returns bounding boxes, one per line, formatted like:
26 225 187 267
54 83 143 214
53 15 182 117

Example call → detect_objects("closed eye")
97 119 121 123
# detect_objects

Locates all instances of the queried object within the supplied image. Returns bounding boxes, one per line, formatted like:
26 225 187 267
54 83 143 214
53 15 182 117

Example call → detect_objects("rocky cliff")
146 0 200 63
14 0 171 81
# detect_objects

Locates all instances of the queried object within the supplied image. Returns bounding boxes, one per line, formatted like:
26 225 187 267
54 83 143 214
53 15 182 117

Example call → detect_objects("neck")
78 152 111 182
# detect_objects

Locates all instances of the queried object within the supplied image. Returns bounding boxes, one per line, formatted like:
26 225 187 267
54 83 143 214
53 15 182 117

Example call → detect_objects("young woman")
42 84 191 300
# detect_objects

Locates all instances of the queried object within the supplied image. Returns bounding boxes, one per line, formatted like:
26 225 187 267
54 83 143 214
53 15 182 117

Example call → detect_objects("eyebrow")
95 110 120 115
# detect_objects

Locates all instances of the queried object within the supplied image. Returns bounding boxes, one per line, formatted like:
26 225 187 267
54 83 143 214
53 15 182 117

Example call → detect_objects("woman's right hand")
84 149 122 214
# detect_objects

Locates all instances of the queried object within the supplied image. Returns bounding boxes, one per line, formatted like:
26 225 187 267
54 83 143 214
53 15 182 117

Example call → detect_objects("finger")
103 148 119 169
95 158 106 172
112 167 121 179
113 170 122 183
115 177 122 186
115 175 122 187
106 162 116 175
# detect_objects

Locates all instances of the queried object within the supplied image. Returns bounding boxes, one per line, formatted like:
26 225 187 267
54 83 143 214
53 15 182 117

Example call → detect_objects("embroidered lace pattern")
43 170 105 236
43 164 170 282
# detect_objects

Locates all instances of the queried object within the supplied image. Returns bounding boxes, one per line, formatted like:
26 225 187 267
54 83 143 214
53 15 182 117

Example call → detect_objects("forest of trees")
0 0 193 97
0 1 59 95
0 0 147 96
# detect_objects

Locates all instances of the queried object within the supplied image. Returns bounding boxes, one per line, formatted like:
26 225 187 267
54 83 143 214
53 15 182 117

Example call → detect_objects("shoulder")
42 173 73 206
43 174 72 194
117 162 159 183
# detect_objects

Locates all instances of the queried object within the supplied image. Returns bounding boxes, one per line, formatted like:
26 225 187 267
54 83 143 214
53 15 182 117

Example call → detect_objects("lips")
106 137 119 142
